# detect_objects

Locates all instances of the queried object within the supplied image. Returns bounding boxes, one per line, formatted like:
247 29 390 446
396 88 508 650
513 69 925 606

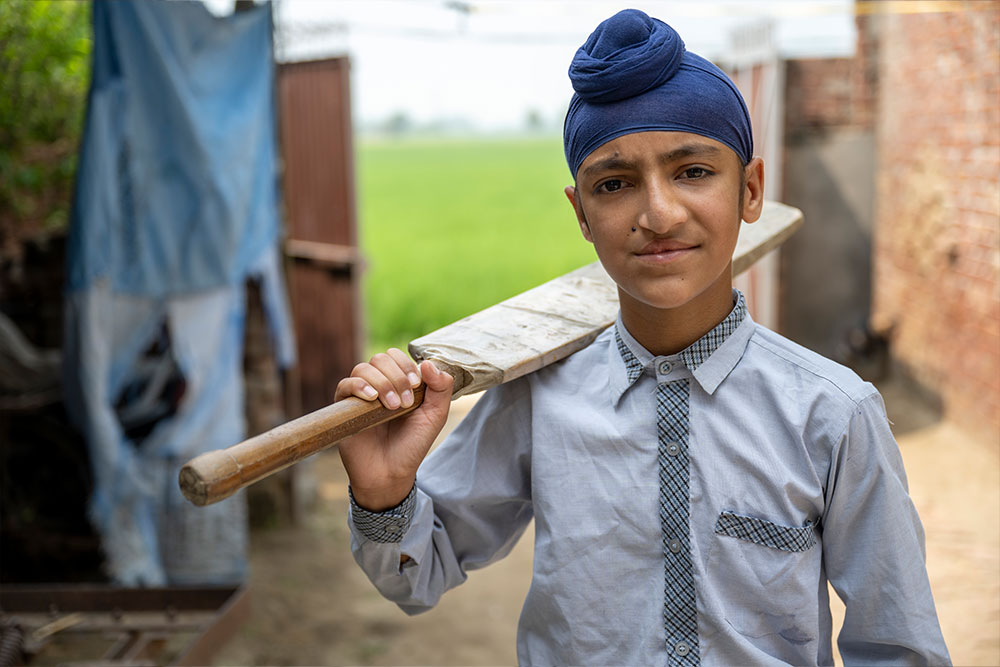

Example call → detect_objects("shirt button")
675 641 691 656
666 442 680 456
385 523 400 534
657 360 673 375
668 538 681 553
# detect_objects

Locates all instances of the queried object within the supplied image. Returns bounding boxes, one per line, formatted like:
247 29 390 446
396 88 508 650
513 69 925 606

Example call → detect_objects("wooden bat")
180 201 802 506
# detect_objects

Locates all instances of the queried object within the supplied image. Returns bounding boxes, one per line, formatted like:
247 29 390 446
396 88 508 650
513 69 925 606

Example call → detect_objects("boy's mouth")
635 239 699 261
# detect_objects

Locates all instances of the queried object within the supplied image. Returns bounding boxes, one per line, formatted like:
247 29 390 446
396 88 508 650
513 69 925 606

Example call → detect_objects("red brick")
870 4 1000 438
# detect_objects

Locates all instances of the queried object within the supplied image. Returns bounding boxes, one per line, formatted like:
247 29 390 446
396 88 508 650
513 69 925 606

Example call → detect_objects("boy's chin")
618 279 734 315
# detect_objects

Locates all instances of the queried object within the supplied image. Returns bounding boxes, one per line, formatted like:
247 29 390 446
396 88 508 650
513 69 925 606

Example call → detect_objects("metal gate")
277 57 362 416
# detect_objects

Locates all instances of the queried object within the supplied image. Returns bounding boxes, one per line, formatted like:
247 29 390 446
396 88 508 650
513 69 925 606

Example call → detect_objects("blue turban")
563 9 753 178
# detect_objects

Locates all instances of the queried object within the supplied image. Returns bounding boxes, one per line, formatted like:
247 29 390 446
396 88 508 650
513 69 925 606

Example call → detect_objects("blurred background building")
867 6 998 441
724 3 998 443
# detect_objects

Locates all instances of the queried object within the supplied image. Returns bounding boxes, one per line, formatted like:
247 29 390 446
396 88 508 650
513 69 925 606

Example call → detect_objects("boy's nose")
637 181 686 233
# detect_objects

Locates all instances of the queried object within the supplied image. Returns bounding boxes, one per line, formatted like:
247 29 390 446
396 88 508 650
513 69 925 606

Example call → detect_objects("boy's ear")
741 157 765 224
564 185 593 243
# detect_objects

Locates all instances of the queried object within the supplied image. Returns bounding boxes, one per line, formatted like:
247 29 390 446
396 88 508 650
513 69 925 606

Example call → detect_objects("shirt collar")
609 290 754 404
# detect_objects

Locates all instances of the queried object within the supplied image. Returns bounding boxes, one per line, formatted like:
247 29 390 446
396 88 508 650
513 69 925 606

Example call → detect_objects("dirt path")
215 386 999 666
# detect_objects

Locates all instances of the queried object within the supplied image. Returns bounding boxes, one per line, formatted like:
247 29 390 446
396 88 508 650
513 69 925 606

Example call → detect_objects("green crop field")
357 136 599 356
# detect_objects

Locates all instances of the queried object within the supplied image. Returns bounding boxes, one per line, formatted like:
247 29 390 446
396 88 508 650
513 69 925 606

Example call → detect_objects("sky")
208 1 858 132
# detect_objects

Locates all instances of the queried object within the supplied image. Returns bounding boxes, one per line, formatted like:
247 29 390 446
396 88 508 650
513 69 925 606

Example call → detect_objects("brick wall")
870 5 1000 438
784 58 871 133
784 14 878 136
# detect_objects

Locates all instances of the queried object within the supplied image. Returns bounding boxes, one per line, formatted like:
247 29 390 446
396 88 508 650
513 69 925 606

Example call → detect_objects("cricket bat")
179 201 802 506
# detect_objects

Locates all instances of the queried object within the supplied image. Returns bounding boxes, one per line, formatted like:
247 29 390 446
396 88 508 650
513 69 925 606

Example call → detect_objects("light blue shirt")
350 297 950 666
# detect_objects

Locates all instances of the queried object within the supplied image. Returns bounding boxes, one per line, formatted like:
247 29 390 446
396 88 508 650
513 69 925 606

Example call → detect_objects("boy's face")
565 131 764 317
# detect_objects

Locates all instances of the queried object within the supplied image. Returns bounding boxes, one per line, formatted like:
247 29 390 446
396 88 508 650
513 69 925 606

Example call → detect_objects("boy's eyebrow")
582 143 723 178
658 143 722 164
582 155 638 178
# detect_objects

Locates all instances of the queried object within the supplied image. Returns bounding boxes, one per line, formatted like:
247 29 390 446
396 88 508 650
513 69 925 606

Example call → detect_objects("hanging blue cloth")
64 0 295 586
68 0 280 295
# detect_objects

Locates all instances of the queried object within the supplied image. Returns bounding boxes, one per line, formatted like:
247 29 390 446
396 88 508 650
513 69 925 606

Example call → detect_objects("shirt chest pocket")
706 510 820 641
714 510 816 553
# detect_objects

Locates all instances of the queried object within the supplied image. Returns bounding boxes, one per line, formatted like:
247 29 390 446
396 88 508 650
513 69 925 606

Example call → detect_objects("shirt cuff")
349 485 416 544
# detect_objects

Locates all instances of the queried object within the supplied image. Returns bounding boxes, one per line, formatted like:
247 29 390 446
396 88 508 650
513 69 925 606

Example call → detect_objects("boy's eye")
597 179 626 193
681 167 711 179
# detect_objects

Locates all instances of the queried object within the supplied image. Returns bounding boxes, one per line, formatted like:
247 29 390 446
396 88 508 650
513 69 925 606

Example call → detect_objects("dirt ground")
214 379 999 666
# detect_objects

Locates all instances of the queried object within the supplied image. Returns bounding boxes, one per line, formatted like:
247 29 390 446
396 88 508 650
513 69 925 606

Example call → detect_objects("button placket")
657 379 699 664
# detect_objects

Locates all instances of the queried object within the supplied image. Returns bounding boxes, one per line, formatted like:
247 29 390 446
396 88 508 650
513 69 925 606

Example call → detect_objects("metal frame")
0 584 250 665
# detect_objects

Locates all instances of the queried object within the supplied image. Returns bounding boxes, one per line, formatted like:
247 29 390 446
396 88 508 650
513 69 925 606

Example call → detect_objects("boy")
335 9 950 666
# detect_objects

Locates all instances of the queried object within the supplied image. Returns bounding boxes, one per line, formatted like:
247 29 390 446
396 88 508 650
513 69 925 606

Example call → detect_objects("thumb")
419 360 454 406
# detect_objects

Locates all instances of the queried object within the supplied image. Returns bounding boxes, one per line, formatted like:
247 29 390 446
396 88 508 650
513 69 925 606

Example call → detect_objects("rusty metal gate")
277 57 362 416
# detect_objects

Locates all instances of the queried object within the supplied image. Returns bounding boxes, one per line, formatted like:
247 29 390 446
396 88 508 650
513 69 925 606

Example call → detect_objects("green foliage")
357 136 598 355
0 0 91 243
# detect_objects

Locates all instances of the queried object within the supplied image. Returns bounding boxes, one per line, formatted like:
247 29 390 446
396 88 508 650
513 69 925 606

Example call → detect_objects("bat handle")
179 385 426 506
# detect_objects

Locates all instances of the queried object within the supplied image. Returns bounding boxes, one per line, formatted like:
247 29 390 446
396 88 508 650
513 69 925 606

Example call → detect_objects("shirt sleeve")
348 378 535 615
349 485 417 543
822 391 951 665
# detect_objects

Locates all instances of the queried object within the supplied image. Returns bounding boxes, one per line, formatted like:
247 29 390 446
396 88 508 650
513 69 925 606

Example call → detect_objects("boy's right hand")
335 348 454 512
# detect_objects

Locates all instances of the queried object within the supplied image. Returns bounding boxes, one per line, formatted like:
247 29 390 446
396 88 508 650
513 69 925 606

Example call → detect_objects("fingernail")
407 372 421 387
401 389 414 407
362 385 378 399
385 391 400 409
